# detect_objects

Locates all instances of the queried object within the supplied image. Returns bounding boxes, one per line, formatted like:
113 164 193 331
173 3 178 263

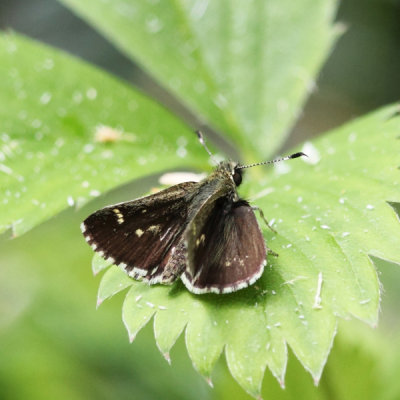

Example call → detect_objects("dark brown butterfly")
81 131 306 294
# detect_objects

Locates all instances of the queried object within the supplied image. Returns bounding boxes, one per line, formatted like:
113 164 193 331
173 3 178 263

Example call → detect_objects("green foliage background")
1 0 400 399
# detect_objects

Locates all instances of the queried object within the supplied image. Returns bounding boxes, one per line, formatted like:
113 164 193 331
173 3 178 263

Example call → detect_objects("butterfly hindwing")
81 182 198 282
182 198 267 294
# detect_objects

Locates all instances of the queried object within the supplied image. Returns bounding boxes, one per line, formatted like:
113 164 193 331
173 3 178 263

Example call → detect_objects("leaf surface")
97 105 400 397
59 0 340 158
0 34 206 236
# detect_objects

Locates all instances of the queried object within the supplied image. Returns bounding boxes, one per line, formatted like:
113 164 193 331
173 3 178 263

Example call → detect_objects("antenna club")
195 130 205 144
289 152 308 159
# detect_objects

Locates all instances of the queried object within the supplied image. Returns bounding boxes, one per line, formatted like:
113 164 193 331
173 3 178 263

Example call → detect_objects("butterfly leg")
266 246 279 257
252 206 277 234
252 205 279 257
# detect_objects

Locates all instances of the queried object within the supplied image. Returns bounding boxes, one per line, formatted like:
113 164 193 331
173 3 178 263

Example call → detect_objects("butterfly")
81 131 306 294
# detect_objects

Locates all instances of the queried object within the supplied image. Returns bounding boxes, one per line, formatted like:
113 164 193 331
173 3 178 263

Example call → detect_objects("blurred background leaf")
58 0 339 159
0 34 207 236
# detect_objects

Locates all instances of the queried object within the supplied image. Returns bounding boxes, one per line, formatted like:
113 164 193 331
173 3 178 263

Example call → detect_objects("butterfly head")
216 160 243 187
196 129 307 189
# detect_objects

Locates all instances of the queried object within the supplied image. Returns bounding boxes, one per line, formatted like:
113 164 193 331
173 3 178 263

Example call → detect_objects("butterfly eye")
232 169 242 186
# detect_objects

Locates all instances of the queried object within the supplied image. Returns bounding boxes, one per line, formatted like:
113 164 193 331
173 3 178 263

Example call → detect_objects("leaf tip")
96 297 103 309
313 376 320 386
163 352 171 365
11 218 25 238
129 333 136 343
205 376 213 388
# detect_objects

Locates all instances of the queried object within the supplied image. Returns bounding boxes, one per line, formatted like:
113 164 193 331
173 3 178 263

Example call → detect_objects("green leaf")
92 252 113 275
58 0 340 158
322 320 400 400
97 265 133 306
96 105 400 397
0 33 206 236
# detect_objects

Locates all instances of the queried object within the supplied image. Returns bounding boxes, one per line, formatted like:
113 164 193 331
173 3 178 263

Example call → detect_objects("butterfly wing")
182 199 267 294
81 182 198 283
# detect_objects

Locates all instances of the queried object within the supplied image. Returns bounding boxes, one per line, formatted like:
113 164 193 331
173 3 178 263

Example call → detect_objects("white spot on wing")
106 257 115 265
132 267 147 276
135 229 144 237
148 225 160 233
151 266 159 275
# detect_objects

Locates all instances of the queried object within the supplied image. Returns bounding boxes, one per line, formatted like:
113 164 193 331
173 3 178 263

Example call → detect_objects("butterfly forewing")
81 182 198 281
81 156 279 294
182 199 267 294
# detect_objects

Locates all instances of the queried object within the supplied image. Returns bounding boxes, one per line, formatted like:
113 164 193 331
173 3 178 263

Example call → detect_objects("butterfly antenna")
237 152 308 170
195 130 218 164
